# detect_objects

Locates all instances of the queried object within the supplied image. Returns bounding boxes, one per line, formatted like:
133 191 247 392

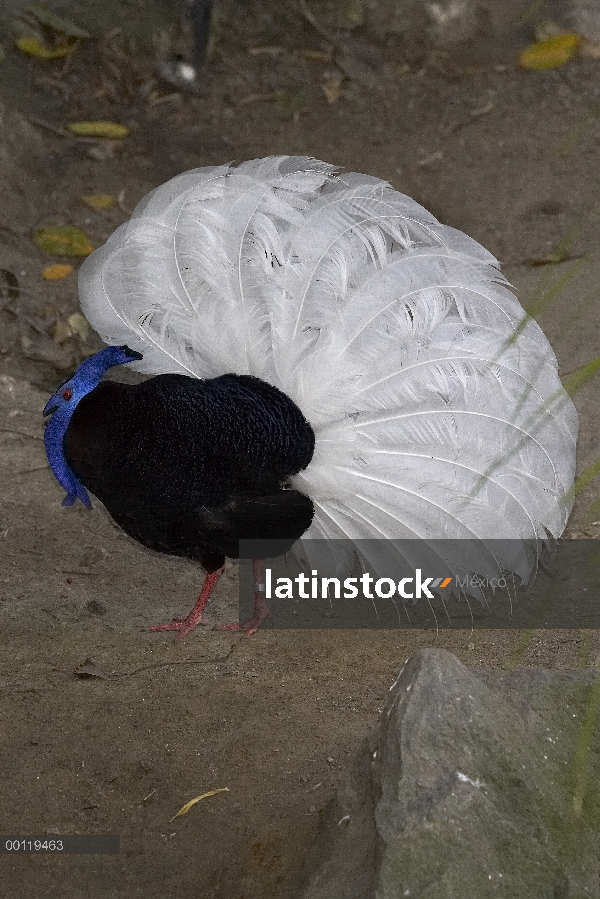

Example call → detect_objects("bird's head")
43 344 143 508
43 345 143 418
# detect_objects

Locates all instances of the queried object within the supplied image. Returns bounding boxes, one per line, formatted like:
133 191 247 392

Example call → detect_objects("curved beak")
43 401 58 417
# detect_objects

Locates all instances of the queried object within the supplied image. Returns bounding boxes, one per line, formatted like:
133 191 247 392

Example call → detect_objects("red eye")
62 387 73 401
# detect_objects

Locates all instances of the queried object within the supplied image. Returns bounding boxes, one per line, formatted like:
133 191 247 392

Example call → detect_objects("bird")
43 156 578 636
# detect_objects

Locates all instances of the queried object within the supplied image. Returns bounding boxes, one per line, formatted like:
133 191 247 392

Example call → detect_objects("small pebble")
86 599 107 616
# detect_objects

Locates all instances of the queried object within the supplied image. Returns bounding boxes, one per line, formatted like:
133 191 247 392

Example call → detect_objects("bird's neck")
44 406 92 508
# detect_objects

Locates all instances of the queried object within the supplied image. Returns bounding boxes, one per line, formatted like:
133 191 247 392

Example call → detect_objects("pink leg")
217 558 271 636
149 567 223 639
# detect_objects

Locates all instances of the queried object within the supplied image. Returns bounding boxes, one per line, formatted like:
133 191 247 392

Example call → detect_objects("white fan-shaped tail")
79 156 578 601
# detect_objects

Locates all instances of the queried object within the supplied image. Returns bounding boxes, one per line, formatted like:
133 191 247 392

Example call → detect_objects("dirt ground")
1 4 600 898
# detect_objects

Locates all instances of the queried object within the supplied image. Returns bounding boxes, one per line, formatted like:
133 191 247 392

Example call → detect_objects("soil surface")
0 4 599 898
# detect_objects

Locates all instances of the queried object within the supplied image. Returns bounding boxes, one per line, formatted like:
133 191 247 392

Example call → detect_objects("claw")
149 567 223 639
216 606 272 636
149 613 210 638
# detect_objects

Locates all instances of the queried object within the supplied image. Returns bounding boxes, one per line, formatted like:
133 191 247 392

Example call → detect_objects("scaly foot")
149 567 223 639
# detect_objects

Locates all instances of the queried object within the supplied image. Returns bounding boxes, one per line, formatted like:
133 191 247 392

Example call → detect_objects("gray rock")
296 649 600 899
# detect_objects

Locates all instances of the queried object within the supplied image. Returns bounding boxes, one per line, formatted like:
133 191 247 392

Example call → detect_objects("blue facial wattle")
43 345 143 508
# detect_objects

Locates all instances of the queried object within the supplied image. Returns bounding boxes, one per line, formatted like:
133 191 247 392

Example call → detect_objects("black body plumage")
63 373 315 572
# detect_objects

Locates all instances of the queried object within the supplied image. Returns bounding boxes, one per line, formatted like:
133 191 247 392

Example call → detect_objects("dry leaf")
53 318 71 343
68 121 129 138
26 5 90 39
248 46 286 57
42 263 73 280
527 251 570 266
343 0 364 27
297 49 332 62
87 144 115 162
67 312 90 341
518 33 579 70
169 788 229 823
533 18 565 42
470 100 495 117
81 194 117 209
75 658 105 679
322 73 344 104
33 225 94 257
53 314 90 343
16 36 77 59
